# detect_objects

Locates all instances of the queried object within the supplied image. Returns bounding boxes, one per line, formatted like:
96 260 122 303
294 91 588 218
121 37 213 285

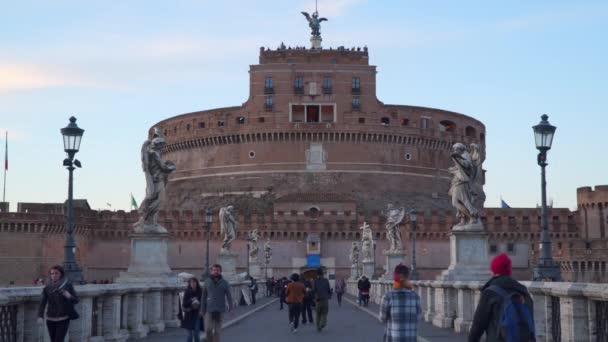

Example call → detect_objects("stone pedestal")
350 264 360 280
249 260 262 279
384 251 406 280
217 252 238 280
437 223 492 281
362 260 375 278
310 36 322 49
116 233 175 284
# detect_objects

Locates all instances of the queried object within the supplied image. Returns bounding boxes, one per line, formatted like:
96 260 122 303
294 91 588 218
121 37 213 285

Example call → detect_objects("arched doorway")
301 267 326 282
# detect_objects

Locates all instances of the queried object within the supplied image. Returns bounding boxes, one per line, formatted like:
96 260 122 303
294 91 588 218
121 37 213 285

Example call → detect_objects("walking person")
334 278 346 307
313 268 331 332
181 277 205 342
202 264 233 342
279 277 289 310
359 276 371 306
248 277 258 304
301 279 314 325
266 278 273 297
37 265 79 342
379 264 421 342
286 273 306 333
468 253 535 342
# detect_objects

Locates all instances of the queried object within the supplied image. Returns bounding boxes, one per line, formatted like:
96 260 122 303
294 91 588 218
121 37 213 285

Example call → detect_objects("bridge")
2 279 607 342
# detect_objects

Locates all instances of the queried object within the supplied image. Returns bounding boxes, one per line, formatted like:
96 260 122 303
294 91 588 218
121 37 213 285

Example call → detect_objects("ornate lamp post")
532 114 561 281
60 117 84 284
408 209 419 280
204 208 213 279
246 233 251 279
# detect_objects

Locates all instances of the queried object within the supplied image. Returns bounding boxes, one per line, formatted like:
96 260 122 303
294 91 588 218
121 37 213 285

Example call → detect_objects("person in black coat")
182 277 205 342
37 265 79 342
469 253 534 342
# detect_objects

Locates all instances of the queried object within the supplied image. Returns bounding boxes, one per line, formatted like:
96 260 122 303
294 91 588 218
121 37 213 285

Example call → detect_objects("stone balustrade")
0 280 261 342
347 279 608 342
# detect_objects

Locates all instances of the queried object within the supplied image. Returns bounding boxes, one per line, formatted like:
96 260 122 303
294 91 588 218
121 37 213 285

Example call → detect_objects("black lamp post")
408 209 419 281
532 114 561 281
60 116 84 284
204 208 213 279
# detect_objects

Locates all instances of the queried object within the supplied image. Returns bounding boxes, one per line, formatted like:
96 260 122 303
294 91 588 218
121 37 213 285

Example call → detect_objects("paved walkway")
135 293 469 341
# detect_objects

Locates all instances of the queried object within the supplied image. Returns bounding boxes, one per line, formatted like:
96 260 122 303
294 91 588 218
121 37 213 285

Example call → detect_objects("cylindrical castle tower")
152 46 486 214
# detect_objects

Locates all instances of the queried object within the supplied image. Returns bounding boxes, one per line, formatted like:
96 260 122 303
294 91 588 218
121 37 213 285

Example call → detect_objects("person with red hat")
378 263 421 342
469 253 535 342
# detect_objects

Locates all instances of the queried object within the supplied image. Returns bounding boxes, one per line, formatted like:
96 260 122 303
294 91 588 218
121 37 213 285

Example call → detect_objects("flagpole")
2 131 7 203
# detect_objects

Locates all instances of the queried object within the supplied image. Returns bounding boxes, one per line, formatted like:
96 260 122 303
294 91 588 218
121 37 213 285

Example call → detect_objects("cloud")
0 64 67 91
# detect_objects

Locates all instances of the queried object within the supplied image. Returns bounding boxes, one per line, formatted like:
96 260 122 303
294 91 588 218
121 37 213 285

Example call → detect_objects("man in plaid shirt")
379 264 421 342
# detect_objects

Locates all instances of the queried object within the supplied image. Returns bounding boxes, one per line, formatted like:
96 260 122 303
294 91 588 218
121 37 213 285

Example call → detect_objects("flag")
130 193 138 209
106 202 112 208
4 131 7 171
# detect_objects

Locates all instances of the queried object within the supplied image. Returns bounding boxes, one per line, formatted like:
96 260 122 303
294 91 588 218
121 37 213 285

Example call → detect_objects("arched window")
465 126 476 137
381 117 390 125
439 120 456 132
401 118 409 126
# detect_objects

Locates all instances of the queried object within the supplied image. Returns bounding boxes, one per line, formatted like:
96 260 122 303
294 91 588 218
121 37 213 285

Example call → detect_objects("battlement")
259 45 369 65
577 185 608 207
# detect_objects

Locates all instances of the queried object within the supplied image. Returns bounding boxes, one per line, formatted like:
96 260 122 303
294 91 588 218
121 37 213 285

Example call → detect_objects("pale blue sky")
0 0 606 211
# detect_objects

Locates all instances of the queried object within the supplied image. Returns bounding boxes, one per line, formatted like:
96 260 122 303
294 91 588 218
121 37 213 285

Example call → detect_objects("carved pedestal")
310 36 322 49
362 261 375 278
217 252 238 280
384 251 406 280
437 223 492 281
116 233 175 284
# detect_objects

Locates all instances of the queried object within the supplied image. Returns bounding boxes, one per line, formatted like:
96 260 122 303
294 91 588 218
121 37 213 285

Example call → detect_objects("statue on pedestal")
349 242 360 267
448 143 485 228
134 128 176 234
248 229 259 262
219 206 237 253
263 238 272 266
360 222 373 262
301 11 327 37
383 204 406 253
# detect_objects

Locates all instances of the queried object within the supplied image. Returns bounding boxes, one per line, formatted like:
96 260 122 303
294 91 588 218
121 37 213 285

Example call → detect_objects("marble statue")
360 222 373 262
349 241 360 266
301 11 327 37
134 127 176 234
263 238 272 265
384 204 406 253
219 206 237 253
248 229 260 262
448 143 484 227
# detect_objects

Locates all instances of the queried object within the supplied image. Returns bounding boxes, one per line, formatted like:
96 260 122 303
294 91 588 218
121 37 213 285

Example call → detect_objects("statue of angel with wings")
383 204 406 253
301 11 327 37
448 143 485 227
219 206 237 253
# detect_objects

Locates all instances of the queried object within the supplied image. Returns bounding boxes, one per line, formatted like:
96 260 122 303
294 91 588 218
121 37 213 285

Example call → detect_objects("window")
237 117 245 125
439 120 456 132
265 96 273 111
264 77 273 94
198 122 205 128
290 104 335 123
404 153 412 160
306 105 320 123
401 118 409 126
186 124 191 131
507 243 515 253
323 77 332 94
292 105 304 122
489 245 498 253
352 97 361 111
258 117 265 123
381 117 390 125
358 117 366 124
294 76 304 94
421 117 430 129
248 151 255 158
217 120 225 127
465 126 476 137
558 242 562 250
351 77 361 93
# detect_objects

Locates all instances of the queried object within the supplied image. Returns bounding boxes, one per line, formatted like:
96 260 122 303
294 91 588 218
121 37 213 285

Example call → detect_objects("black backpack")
487 285 536 342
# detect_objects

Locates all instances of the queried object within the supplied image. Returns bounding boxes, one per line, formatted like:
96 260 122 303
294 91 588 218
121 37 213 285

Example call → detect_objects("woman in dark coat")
182 277 204 342
37 265 79 342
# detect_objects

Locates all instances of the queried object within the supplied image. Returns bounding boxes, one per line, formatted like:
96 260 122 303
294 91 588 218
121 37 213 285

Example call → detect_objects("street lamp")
408 209 419 281
60 116 84 284
246 231 252 279
532 114 561 281
204 208 213 279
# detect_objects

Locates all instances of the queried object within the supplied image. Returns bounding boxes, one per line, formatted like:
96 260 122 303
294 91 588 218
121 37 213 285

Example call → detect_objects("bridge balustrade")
348 279 608 342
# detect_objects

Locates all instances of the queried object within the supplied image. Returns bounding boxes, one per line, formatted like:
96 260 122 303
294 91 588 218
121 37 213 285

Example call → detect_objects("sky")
0 0 606 212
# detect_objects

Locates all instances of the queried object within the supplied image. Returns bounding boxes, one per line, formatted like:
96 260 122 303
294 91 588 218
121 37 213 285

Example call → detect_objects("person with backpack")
469 253 536 342
379 264 421 342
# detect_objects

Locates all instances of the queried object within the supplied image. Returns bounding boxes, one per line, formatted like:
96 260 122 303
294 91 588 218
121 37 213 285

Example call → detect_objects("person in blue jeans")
181 277 204 342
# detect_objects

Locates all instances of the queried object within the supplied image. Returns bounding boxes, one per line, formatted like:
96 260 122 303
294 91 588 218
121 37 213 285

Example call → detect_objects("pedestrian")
279 277 289 310
334 278 346 307
313 268 331 332
379 264 421 342
37 265 79 342
301 279 314 325
266 278 273 297
181 277 204 342
286 273 306 333
202 264 233 342
468 253 535 342
359 276 371 306
249 277 258 304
